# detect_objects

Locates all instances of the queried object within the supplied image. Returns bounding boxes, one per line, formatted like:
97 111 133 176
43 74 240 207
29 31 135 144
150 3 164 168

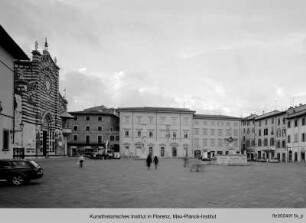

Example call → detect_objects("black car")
0 159 43 186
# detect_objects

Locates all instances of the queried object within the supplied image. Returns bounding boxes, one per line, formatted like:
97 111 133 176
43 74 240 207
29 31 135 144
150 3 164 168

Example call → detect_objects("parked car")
0 159 43 186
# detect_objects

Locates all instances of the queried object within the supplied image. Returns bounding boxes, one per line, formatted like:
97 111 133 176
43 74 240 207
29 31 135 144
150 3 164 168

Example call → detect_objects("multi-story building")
254 110 286 161
274 111 287 162
193 114 241 159
13 39 69 158
241 114 258 161
67 106 119 156
286 104 306 162
0 26 29 159
117 107 195 158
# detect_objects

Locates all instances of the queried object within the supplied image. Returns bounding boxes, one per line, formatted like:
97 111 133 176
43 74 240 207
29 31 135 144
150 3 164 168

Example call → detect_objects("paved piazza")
0 158 305 208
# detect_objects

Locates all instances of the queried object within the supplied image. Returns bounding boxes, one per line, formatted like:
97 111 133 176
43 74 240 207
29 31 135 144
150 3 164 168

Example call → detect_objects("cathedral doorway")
41 113 54 157
43 130 48 156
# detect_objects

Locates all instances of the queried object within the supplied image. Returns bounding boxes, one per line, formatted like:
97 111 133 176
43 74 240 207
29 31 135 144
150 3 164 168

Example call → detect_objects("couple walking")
146 154 159 170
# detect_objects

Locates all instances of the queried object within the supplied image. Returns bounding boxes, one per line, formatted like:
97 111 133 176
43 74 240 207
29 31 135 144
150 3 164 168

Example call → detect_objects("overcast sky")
2 0 306 117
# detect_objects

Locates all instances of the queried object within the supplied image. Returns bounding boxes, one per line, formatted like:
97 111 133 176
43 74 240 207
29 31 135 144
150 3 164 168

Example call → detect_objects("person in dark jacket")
79 154 84 168
153 156 159 170
146 154 152 170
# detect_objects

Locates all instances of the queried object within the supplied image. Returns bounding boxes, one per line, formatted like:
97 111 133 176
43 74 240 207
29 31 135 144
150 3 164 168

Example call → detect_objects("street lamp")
20 122 24 149
286 146 290 163
142 123 147 156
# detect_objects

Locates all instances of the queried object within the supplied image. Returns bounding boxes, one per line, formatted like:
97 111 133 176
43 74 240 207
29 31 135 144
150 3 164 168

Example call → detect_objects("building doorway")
294 152 298 162
258 151 261 159
160 147 165 157
172 147 177 157
41 113 54 157
288 151 292 162
282 153 286 162
301 152 305 162
250 153 254 161
13 148 25 159
43 130 48 156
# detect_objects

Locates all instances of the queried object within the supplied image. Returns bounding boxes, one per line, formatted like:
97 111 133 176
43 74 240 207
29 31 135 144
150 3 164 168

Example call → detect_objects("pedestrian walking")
183 156 189 168
146 153 152 170
153 155 159 170
79 154 84 168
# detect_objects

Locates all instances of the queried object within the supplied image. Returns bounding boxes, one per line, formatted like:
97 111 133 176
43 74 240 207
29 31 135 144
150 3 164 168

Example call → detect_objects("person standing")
183 156 189 168
153 155 159 170
146 153 152 170
79 154 85 168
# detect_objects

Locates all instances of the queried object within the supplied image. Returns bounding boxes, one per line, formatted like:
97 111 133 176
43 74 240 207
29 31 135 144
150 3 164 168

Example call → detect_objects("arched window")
258 139 262 147
246 140 250 147
264 138 268 146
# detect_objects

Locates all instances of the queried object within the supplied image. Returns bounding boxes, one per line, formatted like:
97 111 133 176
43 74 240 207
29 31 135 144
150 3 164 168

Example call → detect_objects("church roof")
0 25 29 60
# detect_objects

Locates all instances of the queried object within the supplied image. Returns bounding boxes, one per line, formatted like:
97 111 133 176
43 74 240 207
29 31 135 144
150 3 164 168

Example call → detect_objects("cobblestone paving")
0 158 305 208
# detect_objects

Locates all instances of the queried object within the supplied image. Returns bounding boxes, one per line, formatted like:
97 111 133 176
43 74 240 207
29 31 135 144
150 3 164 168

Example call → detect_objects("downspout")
156 111 157 142
12 62 16 144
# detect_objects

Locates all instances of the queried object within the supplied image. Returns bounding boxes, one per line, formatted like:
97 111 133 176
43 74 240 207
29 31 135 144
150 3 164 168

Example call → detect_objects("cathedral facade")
14 41 68 158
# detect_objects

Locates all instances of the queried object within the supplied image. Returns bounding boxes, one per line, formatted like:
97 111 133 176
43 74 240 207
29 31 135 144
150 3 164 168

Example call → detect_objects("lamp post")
142 123 147 157
166 125 171 157
20 122 24 149
286 146 290 163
